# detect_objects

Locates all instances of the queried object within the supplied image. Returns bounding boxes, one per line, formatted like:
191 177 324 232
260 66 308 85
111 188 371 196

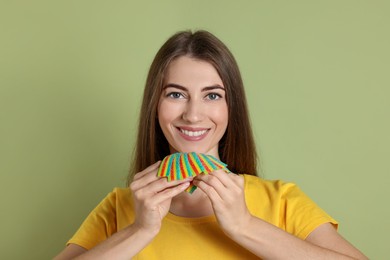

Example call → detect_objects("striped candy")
157 152 230 193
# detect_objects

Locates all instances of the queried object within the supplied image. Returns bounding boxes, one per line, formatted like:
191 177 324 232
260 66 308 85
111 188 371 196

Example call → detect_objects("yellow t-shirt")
67 175 338 259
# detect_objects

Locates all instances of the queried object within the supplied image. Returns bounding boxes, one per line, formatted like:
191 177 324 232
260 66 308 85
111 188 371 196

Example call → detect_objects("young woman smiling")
55 30 367 260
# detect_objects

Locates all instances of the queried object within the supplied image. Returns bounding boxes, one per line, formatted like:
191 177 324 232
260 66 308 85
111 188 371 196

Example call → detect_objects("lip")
176 126 210 141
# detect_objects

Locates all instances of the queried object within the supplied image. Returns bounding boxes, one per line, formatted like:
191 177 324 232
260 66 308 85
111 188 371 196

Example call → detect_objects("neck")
169 188 214 218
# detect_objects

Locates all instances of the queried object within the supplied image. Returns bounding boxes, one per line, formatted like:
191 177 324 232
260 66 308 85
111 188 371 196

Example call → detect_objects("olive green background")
1 1 389 259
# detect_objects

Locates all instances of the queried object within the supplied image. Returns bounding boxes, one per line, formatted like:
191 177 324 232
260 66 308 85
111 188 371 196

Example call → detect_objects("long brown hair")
127 30 258 185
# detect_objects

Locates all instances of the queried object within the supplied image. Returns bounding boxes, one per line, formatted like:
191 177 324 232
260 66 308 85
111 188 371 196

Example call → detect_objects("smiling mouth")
180 129 207 137
176 127 210 140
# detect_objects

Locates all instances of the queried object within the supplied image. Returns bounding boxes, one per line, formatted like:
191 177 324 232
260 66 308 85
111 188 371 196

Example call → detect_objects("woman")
55 30 367 259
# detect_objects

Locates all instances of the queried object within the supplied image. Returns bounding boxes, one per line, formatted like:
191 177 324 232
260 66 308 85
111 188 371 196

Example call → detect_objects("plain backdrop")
0 1 389 259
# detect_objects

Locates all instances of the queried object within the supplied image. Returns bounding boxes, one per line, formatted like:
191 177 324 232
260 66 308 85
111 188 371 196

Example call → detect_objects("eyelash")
166 92 223 100
166 92 185 99
206 93 222 100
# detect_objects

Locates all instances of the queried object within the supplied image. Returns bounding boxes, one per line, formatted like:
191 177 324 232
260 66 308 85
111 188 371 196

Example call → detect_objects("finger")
148 177 194 193
133 161 161 181
152 181 191 205
133 174 194 198
210 170 244 193
209 170 236 188
194 173 227 197
193 177 223 203
131 173 159 191
133 162 194 192
131 164 164 191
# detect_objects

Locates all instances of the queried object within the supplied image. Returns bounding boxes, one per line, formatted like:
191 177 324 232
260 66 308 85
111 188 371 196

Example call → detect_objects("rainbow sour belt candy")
157 152 230 193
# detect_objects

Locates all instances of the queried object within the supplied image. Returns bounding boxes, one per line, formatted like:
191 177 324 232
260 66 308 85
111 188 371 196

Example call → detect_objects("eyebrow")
163 83 225 92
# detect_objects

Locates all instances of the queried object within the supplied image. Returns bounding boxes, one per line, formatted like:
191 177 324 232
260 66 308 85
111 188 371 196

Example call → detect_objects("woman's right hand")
129 161 192 235
54 162 190 260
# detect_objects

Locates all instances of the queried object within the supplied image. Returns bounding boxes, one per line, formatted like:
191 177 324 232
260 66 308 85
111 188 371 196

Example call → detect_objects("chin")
171 145 216 156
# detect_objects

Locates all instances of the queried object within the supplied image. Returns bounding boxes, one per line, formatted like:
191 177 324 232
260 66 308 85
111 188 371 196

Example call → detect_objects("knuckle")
200 183 212 192
129 182 137 191
157 177 168 185
208 175 219 186
166 187 178 196
233 185 243 194
133 189 146 201
133 191 142 201
134 171 145 180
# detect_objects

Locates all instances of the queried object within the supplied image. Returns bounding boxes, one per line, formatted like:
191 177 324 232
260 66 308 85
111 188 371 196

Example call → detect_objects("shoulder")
92 187 133 214
110 187 132 199
240 174 311 212
241 174 298 197
66 187 134 250
241 174 338 239
97 187 131 202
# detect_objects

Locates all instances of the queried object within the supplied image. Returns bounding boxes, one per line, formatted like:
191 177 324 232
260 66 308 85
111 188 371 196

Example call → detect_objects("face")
157 56 228 158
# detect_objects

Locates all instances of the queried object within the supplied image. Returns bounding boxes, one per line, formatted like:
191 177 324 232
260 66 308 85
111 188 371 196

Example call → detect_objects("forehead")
164 56 223 87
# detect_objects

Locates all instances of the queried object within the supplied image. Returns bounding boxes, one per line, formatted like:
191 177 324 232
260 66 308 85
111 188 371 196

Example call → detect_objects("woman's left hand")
193 171 252 238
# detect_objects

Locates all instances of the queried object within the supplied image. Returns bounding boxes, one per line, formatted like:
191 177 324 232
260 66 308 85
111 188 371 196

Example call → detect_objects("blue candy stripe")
165 154 174 181
175 153 181 180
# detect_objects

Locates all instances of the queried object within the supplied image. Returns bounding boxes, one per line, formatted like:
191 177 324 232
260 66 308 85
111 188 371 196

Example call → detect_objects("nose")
182 99 204 123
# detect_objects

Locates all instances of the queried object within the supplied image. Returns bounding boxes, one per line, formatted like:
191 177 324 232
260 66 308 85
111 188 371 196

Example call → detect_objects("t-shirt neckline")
165 212 216 224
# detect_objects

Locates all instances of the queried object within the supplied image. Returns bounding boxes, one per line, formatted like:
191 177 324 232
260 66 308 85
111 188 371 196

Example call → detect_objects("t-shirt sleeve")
66 189 118 250
281 183 338 240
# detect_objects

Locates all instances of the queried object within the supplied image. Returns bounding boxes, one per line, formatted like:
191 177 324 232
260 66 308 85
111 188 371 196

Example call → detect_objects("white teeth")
180 129 207 137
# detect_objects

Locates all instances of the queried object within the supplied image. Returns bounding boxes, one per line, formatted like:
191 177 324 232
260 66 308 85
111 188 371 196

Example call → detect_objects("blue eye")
167 92 183 99
206 93 222 100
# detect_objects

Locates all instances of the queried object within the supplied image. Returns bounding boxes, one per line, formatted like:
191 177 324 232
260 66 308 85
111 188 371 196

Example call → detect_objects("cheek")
158 109 169 129
211 105 229 129
158 101 178 127
157 101 167 128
